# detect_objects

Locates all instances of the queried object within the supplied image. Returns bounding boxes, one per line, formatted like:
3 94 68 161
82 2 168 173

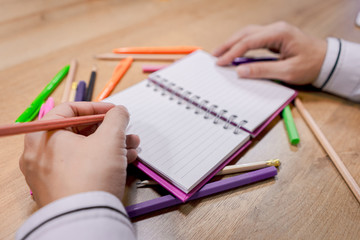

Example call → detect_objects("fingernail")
136 147 142 153
237 65 250 77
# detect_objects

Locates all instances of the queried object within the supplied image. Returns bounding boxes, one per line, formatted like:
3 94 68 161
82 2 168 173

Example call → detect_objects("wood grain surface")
0 0 359 239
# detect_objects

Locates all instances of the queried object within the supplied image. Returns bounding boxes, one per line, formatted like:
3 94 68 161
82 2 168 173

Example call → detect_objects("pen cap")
75 81 87 101
282 105 300 145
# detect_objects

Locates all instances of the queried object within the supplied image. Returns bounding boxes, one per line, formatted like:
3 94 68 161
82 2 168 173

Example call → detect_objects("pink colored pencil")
142 64 169 73
0 114 105 137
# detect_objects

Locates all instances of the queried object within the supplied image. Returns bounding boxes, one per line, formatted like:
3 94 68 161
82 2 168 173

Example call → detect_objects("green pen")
15 65 70 123
282 105 300 145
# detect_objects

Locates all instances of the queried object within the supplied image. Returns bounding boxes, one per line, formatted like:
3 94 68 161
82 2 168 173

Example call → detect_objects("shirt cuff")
312 37 340 88
16 191 136 240
313 37 360 102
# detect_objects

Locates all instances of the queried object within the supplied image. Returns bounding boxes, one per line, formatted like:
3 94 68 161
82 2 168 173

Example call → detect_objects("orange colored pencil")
95 53 185 61
112 46 201 54
0 114 105 137
95 57 133 102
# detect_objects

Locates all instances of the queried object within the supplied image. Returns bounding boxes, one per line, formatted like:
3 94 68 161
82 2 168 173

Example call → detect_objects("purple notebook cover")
134 91 297 202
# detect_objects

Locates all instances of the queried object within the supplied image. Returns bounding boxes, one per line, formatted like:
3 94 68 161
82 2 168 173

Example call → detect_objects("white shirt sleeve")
16 191 136 240
312 37 360 102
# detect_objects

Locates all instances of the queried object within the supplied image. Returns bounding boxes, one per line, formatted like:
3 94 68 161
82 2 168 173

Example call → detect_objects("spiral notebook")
104 50 297 202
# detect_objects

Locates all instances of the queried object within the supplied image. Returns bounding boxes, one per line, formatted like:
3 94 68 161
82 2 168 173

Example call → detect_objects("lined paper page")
150 50 296 132
104 80 250 192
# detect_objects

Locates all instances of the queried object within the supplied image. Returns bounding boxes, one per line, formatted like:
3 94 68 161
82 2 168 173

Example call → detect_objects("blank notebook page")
150 50 296 132
104 80 250 193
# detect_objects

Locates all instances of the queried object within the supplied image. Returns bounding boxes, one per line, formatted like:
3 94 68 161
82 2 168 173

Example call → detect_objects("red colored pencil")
0 114 105 137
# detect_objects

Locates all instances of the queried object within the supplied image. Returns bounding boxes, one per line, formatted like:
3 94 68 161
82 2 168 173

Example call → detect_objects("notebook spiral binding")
147 77 247 135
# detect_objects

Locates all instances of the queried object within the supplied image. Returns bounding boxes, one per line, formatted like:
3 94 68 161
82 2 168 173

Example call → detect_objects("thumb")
236 60 293 82
95 105 130 139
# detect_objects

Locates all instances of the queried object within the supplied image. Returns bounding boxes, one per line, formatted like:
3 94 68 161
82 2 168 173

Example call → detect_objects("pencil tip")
92 65 97 71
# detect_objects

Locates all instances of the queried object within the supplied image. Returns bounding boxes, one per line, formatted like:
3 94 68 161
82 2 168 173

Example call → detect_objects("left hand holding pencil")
19 102 140 207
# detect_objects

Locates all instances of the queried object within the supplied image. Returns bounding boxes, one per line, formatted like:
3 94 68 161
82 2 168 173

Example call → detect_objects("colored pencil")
113 46 201 54
126 166 278 218
95 53 184 61
61 59 78 103
0 114 105 137
85 66 97 101
69 82 78 102
95 57 133 102
142 64 169 73
295 98 360 203
137 159 280 187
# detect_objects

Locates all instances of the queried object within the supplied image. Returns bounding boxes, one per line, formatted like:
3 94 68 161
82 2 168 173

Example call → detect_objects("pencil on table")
61 59 78 103
112 46 201 54
295 98 360 203
85 66 97 101
95 53 184 61
142 64 169 73
69 82 78 102
136 159 280 187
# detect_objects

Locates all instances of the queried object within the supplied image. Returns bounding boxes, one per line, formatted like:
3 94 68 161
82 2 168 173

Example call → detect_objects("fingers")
41 102 115 121
126 149 138 163
213 25 261 57
235 60 294 82
95 105 130 139
40 102 116 135
216 30 283 66
215 22 296 66
126 134 140 149
126 135 140 163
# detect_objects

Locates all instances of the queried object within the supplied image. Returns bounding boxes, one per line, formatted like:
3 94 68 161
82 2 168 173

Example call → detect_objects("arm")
16 102 140 240
214 21 360 102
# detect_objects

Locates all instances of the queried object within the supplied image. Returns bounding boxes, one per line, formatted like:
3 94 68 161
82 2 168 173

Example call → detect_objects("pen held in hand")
136 159 280 187
232 57 278 66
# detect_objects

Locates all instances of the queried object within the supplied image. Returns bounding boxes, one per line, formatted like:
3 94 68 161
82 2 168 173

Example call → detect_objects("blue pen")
232 57 278 66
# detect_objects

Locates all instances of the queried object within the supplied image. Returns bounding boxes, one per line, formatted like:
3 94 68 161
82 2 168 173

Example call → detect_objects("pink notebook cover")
134 91 297 202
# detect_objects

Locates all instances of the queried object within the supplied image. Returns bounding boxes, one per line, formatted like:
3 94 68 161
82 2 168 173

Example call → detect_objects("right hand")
213 21 327 85
19 102 140 207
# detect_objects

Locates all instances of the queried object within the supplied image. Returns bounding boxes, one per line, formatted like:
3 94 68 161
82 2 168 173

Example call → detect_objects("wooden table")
1 0 360 239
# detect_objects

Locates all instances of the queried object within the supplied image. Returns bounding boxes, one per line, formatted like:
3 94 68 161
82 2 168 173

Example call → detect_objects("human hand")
19 102 140 207
213 21 327 85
